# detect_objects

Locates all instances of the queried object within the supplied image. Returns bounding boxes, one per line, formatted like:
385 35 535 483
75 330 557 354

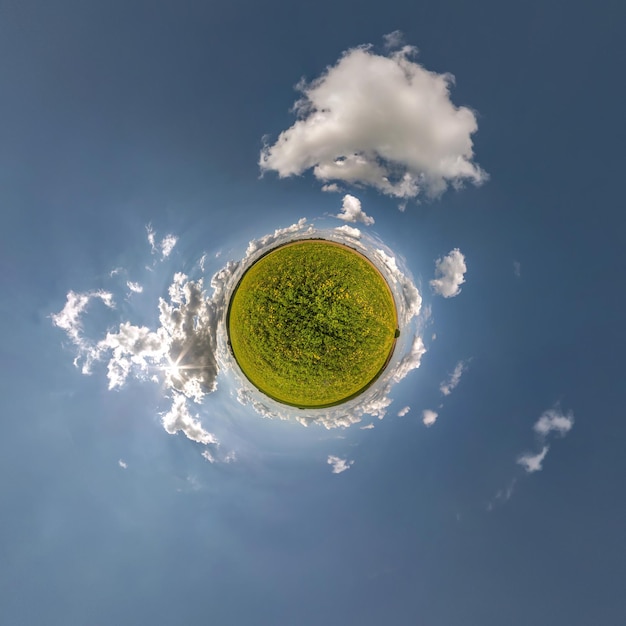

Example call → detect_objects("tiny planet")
227 238 399 408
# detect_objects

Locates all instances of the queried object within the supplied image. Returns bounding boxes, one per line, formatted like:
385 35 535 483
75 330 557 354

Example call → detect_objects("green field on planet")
227 239 399 408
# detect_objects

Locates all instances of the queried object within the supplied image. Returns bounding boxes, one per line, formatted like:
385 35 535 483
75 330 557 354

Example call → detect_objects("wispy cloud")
118 459 128 469
147 224 178 259
517 406 575 474
440 360 467 396
533 408 574 437
50 290 115 373
397 406 411 417
260 36 486 202
334 194 374 225
126 281 143 294
327 455 354 474
430 249 467 298
517 446 550 473
422 409 438 426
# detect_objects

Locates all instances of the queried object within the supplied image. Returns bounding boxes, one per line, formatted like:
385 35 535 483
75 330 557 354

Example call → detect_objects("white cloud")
422 409 438 426
327 455 354 474
161 393 217 445
514 407 574 475
360 423 375 430
513 261 521 278
334 224 362 239
322 183 340 193
383 30 404 50
440 360 467 396
126 281 143 294
260 41 486 201
334 194 374 225
118 459 128 469
160 234 178 258
533 408 574 437
146 224 178 259
430 248 467 298
51 289 115 373
517 445 549 473
397 406 411 417
392 335 426 383
54 220 425 436
201 449 216 463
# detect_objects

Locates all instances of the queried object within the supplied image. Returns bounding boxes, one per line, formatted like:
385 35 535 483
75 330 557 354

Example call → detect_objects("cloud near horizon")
334 194 375 225
260 36 486 202
52 219 426 443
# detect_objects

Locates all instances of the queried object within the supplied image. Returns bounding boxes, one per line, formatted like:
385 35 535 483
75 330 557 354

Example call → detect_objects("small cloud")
383 30 404 50
397 406 411 417
487 479 517 511
201 449 216 463
118 459 128 469
533 408 574 437
161 393 218 445
440 360 467 396
334 194 374 225
430 249 467 298
146 224 178 259
126 281 143 294
160 234 178 259
327 455 354 474
517 445 550 473
360 423 375 430
422 409 438 427
513 261 521 277
259 40 486 202
322 183 341 193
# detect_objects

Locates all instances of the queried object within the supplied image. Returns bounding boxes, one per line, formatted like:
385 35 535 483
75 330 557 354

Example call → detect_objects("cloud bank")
53 218 425 442
260 37 486 201
430 249 467 298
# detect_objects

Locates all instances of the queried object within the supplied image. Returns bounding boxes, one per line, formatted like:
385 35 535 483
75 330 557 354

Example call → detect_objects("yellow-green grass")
227 239 398 408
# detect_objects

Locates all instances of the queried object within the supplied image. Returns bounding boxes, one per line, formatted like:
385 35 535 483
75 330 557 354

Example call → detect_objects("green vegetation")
227 240 398 408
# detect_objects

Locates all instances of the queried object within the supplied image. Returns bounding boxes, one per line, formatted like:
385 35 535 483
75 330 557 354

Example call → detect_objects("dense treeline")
228 240 397 407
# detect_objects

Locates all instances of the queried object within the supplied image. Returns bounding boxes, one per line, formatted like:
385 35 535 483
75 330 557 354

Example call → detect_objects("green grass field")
227 239 398 408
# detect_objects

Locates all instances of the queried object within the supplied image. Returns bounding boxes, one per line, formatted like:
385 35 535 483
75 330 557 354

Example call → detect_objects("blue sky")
2 1 625 624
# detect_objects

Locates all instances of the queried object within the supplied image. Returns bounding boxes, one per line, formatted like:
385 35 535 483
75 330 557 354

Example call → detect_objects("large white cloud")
260 40 486 201
430 248 467 298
